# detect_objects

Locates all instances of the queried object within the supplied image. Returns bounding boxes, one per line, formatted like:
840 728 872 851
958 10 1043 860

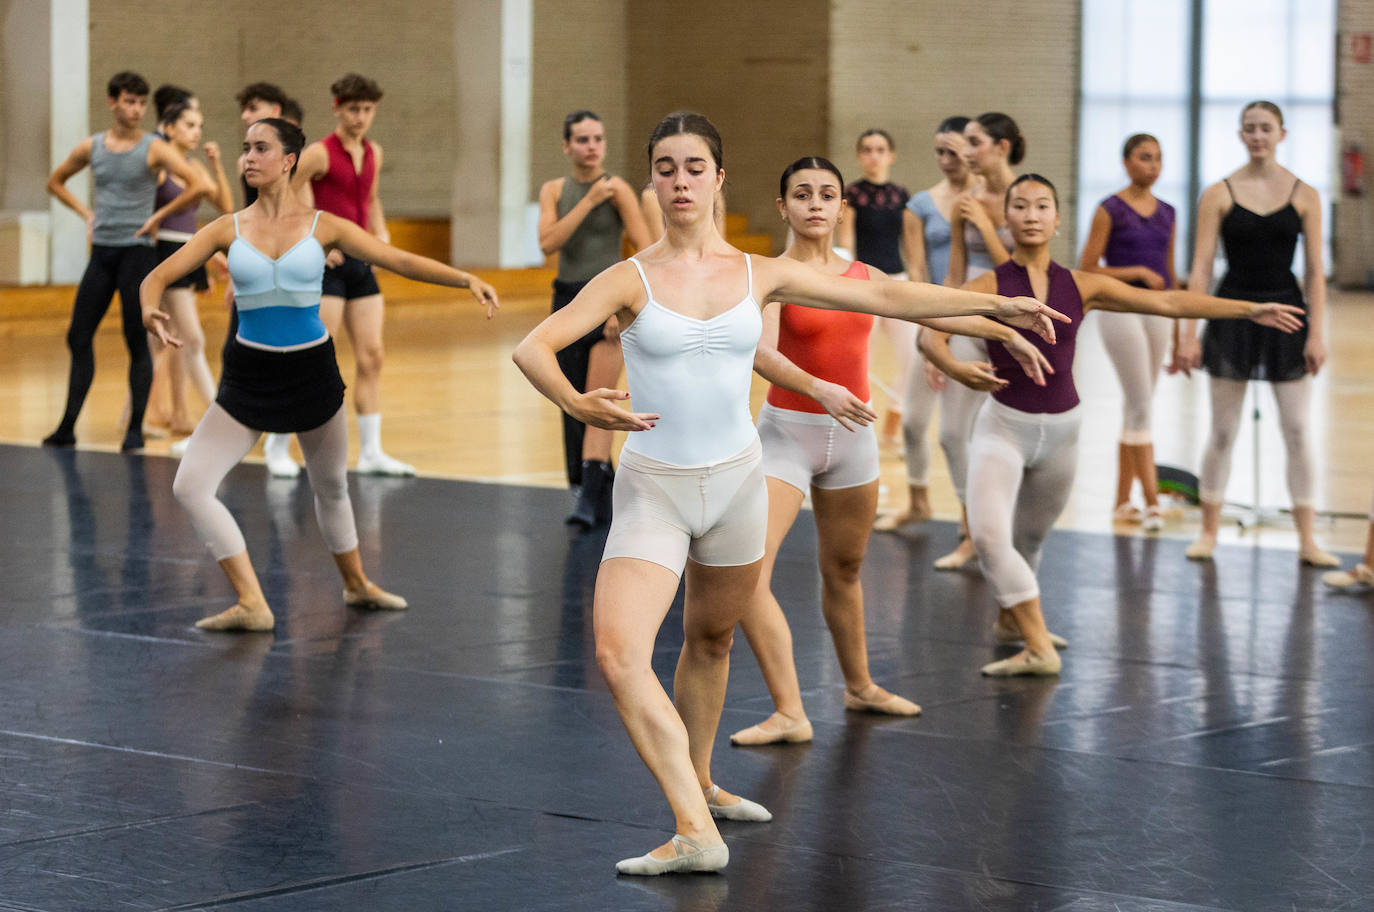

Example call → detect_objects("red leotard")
311 133 375 230
765 259 874 414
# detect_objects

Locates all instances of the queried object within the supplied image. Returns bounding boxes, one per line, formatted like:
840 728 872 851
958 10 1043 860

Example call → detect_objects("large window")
1079 0 1335 276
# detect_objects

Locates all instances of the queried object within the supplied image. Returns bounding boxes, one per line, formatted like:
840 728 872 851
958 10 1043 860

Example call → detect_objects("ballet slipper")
703 784 772 822
1113 502 1143 524
1322 564 1374 590
616 833 728 876
729 712 813 746
1185 538 1216 561
1141 505 1165 533
981 649 1061 677
992 621 1068 649
1299 548 1340 568
873 506 932 532
843 685 921 717
194 603 275 632
344 582 408 611
934 541 977 570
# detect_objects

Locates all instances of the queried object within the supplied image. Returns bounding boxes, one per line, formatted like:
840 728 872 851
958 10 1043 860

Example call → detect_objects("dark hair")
856 128 895 152
154 84 193 120
160 101 195 130
975 112 1025 165
778 156 845 198
562 109 601 142
107 71 149 100
280 97 304 126
647 110 723 172
331 73 383 104
937 116 970 135
250 117 307 176
236 81 289 112
1242 100 1284 127
1005 173 1059 209
1122 133 1159 158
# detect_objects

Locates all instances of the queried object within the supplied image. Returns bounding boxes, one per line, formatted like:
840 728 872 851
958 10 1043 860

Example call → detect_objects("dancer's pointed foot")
1185 535 1216 561
934 537 977 570
1323 563 1374 590
615 834 728 876
344 581 408 611
843 683 921 716
981 648 1061 677
703 784 771 822
874 506 932 532
1299 547 1340 568
194 602 275 632
729 711 813 746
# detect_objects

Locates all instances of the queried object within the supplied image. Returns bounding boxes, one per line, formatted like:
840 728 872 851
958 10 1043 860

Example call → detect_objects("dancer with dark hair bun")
730 155 1056 747
514 111 1065 876
923 173 1303 677
141 118 498 633
538 109 653 526
1174 101 1336 566
1078 133 1178 533
877 115 972 531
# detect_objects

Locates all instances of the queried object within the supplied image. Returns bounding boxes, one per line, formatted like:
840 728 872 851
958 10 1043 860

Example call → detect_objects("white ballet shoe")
1112 502 1142 524
729 713 813 746
1185 538 1215 561
981 650 1061 677
615 834 728 876
704 784 771 822
1141 506 1164 533
1322 564 1374 590
344 584 408 611
992 622 1068 649
356 450 416 477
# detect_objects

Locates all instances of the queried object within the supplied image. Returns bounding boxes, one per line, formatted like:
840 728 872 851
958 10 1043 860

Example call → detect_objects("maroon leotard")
987 260 1084 414
311 133 375 230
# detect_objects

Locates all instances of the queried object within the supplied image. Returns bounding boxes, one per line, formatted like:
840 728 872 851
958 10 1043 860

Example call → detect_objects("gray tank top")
556 176 624 283
91 131 157 246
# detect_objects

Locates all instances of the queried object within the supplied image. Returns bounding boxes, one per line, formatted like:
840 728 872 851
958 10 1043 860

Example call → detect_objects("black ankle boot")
566 459 611 528
594 461 615 525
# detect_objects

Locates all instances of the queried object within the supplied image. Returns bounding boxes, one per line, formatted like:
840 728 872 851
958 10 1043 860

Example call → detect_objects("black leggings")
52 244 157 438
552 278 612 487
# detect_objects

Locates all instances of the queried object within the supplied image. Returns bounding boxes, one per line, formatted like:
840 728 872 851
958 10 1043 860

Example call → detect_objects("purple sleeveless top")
988 260 1084 414
155 175 198 235
1100 195 1175 288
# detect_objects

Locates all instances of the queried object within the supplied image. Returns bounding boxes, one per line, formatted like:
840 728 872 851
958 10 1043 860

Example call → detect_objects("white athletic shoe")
356 450 416 477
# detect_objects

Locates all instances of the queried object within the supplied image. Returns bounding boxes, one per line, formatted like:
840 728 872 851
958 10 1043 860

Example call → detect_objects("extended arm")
140 217 235 344
1077 270 1303 329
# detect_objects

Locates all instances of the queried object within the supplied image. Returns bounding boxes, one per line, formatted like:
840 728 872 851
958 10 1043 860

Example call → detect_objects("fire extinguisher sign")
1354 33 1372 65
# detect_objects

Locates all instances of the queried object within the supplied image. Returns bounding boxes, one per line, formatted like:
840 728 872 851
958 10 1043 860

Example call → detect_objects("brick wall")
829 0 1081 261
1336 0 1374 287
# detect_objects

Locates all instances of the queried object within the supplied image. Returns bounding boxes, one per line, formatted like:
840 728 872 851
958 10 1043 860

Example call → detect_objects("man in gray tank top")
43 71 212 451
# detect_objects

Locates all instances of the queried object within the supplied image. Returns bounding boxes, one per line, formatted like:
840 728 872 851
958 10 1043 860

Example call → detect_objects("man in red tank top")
290 73 413 475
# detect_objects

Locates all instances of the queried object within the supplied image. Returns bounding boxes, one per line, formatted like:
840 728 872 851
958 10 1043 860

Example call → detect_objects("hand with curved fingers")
1168 331 1202 376
950 360 1007 392
142 307 183 349
1247 301 1304 334
325 248 345 269
573 388 658 431
1000 334 1054 386
203 141 221 167
1135 267 1166 291
925 360 947 392
586 174 617 207
134 214 162 240
1304 336 1326 375
466 276 500 319
957 194 993 234
995 296 1070 342
811 380 878 431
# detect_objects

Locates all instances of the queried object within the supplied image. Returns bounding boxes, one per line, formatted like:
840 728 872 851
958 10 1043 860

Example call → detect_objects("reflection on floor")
4 443 1373 911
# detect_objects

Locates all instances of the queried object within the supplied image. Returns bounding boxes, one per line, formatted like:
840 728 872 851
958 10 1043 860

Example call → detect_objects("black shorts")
216 336 346 433
157 240 209 291
321 254 380 300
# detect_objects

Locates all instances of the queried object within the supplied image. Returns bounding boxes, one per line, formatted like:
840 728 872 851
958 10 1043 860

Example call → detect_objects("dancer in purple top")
1078 133 1179 533
922 174 1303 676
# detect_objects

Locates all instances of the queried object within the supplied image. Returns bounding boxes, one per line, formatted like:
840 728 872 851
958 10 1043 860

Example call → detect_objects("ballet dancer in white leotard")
513 111 1065 876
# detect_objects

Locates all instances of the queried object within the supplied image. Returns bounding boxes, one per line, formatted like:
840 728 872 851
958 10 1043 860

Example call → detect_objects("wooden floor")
1 272 1370 553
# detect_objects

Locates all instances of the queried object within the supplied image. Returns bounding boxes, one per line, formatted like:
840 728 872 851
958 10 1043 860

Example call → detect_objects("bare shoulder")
1293 178 1322 215
539 177 564 201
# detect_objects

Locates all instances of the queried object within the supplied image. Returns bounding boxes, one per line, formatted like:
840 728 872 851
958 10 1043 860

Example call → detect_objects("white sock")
264 433 291 461
357 412 382 457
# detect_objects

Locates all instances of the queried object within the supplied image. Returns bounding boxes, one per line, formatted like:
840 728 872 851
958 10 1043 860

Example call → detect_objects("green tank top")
555 176 624 283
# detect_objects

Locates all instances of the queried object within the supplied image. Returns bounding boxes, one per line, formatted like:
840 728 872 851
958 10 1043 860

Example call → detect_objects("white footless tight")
965 400 1081 607
1097 311 1170 444
936 335 990 502
1198 376 1314 508
173 404 358 560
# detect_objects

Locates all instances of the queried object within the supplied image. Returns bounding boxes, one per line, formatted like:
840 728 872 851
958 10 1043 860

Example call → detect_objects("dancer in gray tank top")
43 71 213 451
536 109 653 526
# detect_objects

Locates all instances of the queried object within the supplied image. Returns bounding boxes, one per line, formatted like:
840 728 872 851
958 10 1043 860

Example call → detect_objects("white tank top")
621 255 763 466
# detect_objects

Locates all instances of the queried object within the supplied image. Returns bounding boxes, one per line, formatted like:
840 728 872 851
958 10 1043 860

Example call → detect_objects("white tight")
937 335 989 502
899 344 938 485
1097 311 1170 444
173 404 358 560
1199 376 1314 508
965 400 1081 607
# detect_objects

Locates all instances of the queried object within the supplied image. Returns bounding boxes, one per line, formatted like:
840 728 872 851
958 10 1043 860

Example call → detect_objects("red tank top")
311 133 375 230
765 259 874 414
